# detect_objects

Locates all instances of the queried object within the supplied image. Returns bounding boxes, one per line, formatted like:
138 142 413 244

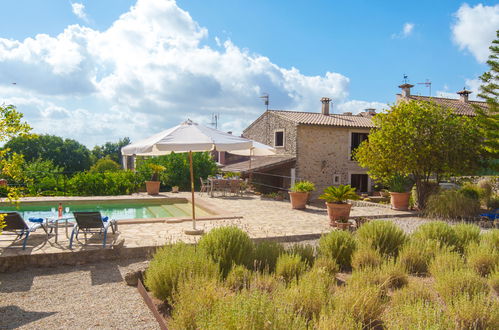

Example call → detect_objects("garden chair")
199 177 210 196
1 212 48 250
69 212 117 249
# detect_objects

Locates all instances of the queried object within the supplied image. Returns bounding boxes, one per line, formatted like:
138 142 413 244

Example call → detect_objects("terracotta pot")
334 221 351 230
389 192 411 211
289 191 309 209
172 186 179 193
146 181 160 195
325 202 352 222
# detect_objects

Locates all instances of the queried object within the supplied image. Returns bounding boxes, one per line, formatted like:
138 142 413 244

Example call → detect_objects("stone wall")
296 125 371 198
243 112 297 155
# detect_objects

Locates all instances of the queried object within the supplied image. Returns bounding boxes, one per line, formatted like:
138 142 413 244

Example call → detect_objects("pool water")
0 200 212 221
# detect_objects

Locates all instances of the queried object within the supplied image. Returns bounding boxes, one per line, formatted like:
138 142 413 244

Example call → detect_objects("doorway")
350 174 369 193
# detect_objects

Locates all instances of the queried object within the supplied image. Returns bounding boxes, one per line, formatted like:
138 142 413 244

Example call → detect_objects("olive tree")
354 100 483 209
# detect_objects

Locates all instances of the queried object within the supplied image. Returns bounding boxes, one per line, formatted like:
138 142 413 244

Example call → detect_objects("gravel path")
0 259 158 330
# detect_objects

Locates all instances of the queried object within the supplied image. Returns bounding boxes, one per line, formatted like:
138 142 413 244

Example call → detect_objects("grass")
317 230 356 270
355 220 407 257
146 222 498 329
198 226 254 278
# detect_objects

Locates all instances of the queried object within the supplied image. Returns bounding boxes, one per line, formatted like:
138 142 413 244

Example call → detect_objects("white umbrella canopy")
121 119 253 156
121 119 274 234
229 141 276 156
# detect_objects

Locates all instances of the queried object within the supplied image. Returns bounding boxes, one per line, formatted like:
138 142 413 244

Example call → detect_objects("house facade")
239 98 376 197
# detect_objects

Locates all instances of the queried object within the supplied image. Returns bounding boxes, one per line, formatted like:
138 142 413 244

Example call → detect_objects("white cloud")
392 22 414 39
71 2 88 22
452 3 499 63
0 0 378 146
336 100 388 114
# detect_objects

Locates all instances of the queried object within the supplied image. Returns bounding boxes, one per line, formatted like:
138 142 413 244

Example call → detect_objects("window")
333 174 341 185
351 132 368 160
274 130 284 147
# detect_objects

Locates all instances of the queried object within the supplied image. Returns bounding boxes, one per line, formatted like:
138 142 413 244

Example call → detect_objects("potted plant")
146 164 166 195
319 184 359 226
289 181 315 209
171 185 179 193
387 174 413 211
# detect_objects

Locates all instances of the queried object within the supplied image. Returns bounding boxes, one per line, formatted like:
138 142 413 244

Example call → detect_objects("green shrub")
252 241 284 272
197 290 308 329
459 183 482 200
398 238 439 275
434 269 489 302
317 230 356 270
488 194 499 209
429 250 466 277
286 243 315 266
355 220 407 257
466 243 499 277
225 265 252 291
351 245 382 270
481 229 499 251
424 190 480 220
453 223 481 253
198 226 254 278
331 284 385 328
144 243 219 301
315 311 363 330
89 156 121 173
289 180 315 193
277 268 335 321
169 277 227 330
67 170 140 196
413 221 459 250
275 253 308 284
383 299 451 329
445 293 499 330
312 256 339 277
489 268 499 294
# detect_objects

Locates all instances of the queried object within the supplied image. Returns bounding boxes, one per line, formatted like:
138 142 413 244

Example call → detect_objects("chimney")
365 108 376 116
398 83 414 98
321 97 331 115
457 88 472 103
343 112 353 116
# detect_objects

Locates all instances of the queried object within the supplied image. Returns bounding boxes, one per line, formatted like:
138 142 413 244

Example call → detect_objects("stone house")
223 98 376 197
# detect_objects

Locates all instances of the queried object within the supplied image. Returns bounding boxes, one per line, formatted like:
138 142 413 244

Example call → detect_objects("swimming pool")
0 199 213 221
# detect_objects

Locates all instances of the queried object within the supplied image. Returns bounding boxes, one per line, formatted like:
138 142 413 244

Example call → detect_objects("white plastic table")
47 216 74 243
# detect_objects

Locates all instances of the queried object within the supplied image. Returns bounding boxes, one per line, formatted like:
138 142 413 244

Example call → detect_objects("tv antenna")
417 79 432 96
210 113 220 129
260 93 269 111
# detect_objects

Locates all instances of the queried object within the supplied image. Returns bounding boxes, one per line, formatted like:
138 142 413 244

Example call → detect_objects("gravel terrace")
0 258 158 329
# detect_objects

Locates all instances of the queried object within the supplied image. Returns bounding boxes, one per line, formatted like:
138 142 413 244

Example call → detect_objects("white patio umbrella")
121 119 274 234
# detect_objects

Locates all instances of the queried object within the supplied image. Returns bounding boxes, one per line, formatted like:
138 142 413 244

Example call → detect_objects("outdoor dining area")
201 176 246 197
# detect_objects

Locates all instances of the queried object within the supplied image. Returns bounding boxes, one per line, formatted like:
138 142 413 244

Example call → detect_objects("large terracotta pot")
146 181 160 195
325 202 352 222
289 191 309 209
390 192 411 211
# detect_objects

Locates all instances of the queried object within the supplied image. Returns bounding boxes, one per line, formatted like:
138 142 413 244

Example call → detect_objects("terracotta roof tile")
269 110 375 128
405 95 487 116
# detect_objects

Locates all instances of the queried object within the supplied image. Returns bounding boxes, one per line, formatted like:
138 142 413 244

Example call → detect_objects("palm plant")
319 185 359 204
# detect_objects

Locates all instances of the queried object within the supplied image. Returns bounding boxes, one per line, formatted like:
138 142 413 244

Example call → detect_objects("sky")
0 0 498 147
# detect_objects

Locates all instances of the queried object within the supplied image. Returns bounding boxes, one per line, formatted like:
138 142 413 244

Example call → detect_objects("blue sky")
0 0 498 146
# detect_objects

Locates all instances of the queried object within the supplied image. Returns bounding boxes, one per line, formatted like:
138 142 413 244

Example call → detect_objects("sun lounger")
69 212 117 249
1 212 48 249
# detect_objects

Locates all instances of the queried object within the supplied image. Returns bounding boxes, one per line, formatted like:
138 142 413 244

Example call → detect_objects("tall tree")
474 30 499 170
0 105 32 232
4 134 92 173
91 137 131 164
355 100 482 209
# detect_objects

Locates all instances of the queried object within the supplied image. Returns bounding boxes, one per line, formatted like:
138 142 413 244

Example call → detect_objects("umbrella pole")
185 151 203 235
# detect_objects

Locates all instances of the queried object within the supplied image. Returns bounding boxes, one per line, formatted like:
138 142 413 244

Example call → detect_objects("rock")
124 270 144 287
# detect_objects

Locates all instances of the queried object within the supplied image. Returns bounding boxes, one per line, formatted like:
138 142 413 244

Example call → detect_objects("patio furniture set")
200 177 246 197
1 211 117 250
